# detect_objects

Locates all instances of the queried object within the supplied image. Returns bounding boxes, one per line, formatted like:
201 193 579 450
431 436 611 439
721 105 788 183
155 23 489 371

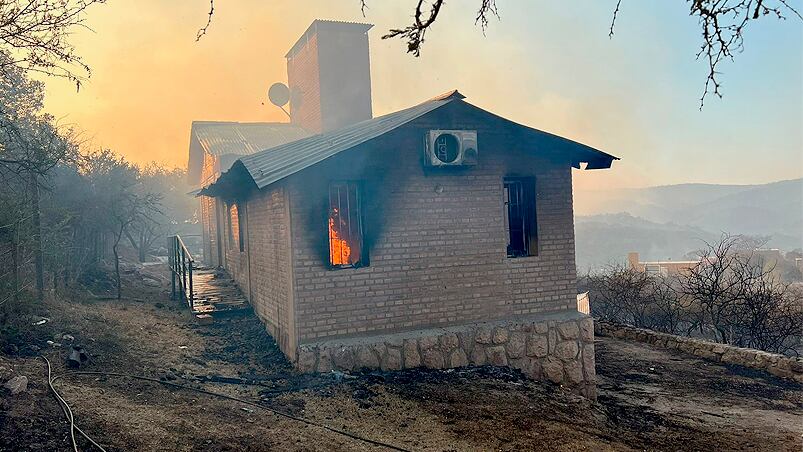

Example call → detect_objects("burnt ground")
1 263 801 451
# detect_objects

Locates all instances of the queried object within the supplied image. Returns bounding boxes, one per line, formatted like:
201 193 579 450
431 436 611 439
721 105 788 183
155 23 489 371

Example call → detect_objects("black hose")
51 369 412 452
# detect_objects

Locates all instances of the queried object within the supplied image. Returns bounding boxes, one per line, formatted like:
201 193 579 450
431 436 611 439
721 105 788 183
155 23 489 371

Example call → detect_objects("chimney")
286 20 373 134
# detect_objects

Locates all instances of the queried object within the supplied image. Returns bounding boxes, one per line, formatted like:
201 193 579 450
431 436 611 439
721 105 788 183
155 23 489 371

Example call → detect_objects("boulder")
486 346 508 366
331 347 355 371
475 326 493 344
354 347 379 369
296 348 318 373
563 360 584 385
542 357 565 384
440 333 459 352
382 347 402 371
579 318 594 342
557 321 580 340
526 334 548 358
4 376 27 395
470 344 487 365
554 340 579 361
403 339 421 368
492 327 509 344
449 349 469 368
506 332 526 359
422 349 445 369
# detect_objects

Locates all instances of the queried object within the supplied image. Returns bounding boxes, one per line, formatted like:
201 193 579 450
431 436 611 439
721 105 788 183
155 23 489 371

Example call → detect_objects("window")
504 177 538 257
328 182 366 268
227 203 244 252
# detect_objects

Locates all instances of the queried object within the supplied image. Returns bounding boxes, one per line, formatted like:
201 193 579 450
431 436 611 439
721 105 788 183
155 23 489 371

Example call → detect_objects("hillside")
574 178 803 270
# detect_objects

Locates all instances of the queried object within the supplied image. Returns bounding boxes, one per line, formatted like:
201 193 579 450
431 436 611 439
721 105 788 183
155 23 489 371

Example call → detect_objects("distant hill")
574 178 803 271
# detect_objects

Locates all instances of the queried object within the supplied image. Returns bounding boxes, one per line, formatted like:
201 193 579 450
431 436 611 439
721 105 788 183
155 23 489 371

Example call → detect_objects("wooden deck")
189 267 251 318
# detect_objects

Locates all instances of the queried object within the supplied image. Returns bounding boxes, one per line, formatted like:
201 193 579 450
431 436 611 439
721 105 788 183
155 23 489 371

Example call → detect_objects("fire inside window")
328 182 366 268
503 177 538 257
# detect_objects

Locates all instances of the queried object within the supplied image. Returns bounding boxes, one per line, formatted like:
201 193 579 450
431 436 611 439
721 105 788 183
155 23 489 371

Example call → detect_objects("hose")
41 356 108 452
47 367 411 452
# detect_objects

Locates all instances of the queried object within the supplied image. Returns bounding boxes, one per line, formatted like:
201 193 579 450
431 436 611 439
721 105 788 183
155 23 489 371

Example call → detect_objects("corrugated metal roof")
192 121 311 157
239 90 466 189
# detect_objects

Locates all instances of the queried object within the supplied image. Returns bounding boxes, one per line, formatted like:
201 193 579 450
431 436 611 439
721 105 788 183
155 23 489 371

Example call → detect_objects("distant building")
628 252 699 276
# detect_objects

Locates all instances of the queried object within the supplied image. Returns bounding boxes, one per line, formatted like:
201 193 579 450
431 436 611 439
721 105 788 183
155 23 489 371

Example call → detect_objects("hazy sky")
40 1 802 190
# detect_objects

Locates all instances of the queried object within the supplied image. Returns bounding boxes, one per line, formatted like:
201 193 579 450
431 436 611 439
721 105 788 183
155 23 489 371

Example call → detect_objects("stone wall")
595 322 803 383
295 312 597 399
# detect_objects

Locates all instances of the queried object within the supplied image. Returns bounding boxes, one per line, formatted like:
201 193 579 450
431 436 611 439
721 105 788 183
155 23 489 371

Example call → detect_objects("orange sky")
40 1 802 194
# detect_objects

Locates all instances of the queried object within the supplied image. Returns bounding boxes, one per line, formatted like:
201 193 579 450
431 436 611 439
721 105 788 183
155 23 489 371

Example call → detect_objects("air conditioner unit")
426 130 478 167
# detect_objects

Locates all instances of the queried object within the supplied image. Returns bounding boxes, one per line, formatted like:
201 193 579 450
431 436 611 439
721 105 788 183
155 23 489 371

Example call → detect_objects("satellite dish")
268 82 290 107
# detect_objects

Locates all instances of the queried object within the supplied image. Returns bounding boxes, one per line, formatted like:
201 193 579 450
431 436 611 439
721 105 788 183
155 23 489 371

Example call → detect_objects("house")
627 252 700 276
189 20 617 398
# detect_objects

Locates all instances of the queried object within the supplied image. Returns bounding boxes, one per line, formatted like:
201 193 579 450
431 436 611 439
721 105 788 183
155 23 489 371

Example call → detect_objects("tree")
0 49 79 301
125 164 195 262
0 0 106 89
82 150 160 299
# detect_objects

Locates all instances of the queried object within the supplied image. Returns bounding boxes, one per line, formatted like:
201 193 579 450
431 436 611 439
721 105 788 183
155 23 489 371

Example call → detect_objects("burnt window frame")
503 177 538 258
327 181 367 269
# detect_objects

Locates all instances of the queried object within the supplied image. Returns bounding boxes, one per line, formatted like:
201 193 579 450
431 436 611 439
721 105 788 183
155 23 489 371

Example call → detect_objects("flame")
329 208 352 265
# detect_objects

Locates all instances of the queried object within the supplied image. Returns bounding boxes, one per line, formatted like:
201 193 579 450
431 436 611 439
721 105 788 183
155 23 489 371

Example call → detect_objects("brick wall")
284 106 580 345
242 186 297 357
287 33 322 133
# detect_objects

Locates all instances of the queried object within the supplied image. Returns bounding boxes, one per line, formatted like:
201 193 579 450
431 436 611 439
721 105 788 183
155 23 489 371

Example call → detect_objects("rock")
475 326 492 344
317 352 333 373
418 335 438 351
331 347 355 371
486 346 508 366
296 348 318 373
542 357 564 384
4 376 27 394
563 360 584 385
354 347 379 369
526 333 548 358
382 347 402 371
470 344 487 365
557 321 580 340
527 359 543 380
534 321 549 335
582 344 596 382
457 331 475 354
554 341 579 361
694 347 720 361
440 333 459 352
449 349 469 368
403 339 421 368
548 328 557 354
421 349 445 369
506 332 526 359
579 318 594 342
492 327 509 344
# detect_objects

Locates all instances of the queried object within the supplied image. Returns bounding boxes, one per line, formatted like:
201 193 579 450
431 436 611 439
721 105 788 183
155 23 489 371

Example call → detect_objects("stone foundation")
294 311 597 399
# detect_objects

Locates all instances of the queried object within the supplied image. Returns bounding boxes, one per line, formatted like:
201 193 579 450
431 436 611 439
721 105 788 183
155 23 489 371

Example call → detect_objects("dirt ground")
1 263 801 451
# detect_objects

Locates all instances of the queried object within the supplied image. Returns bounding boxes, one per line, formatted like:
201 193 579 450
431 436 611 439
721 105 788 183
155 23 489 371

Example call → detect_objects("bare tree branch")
196 0 214 42
0 0 106 90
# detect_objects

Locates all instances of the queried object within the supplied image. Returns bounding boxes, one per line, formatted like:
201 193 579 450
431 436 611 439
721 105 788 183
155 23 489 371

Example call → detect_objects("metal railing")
168 235 194 308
